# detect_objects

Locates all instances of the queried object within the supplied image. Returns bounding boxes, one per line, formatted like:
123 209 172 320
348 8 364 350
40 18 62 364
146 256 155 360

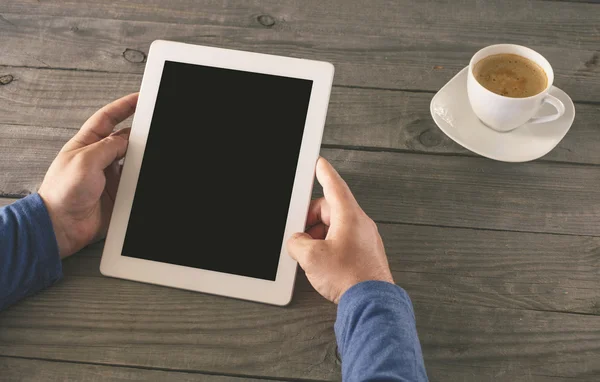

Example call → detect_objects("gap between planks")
0 354 310 382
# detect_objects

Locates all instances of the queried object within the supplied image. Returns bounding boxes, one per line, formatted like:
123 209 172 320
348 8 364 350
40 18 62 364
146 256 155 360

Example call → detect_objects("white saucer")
430 67 575 162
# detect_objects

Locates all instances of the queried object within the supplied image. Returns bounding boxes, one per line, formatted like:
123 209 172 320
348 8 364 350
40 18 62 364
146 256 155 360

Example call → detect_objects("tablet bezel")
100 40 334 306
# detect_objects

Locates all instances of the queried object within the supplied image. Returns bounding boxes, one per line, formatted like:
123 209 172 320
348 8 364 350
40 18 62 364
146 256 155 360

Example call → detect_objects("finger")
316 157 359 210
306 197 331 227
112 127 131 137
104 160 121 203
81 131 130 171
306 223 328 240
287 232 315 264
63 93 138 151
103 130 128 198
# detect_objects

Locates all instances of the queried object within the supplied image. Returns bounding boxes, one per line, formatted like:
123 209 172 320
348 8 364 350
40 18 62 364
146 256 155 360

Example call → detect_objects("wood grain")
1 67 599 198
7 221 600 381
1 257 599 381
381 224 600 316
0 276 340 381
0 69 138 130
3 125 600 237
1 1 599 380
324 88 600 164
321 148 600 236
0 357 272 382
62 219 600 315
0 123 69 196
419 303 600 381
0 0 598 101
0 124 68 196
1 68 598 165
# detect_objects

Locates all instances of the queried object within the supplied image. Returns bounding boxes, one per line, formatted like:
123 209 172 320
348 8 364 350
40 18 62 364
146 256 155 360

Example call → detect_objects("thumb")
82 132 129 171
316 157 359 212
287 232 315 265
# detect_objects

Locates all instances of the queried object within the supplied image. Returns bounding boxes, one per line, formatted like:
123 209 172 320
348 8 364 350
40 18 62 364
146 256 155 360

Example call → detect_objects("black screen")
122 61 313 281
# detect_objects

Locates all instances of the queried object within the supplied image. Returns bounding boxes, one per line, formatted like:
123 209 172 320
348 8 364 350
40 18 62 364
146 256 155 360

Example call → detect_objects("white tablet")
100 40 334 306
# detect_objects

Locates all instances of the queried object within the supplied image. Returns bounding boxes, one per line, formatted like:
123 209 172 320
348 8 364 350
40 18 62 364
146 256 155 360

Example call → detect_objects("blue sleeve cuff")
0 194 62 310
335 280 415 345
334 280 428 381
21 194 63 287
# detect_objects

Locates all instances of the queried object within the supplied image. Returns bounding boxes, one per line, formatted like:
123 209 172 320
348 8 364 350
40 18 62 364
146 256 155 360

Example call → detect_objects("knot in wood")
0 74 14 85
419 129 442 147
257 14 275 27
584 53 598 69
123 48 147 64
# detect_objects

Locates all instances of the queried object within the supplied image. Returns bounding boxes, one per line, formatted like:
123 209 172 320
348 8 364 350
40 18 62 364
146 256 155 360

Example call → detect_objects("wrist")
337 274 395 304
38 193 72 259
339 279 403 306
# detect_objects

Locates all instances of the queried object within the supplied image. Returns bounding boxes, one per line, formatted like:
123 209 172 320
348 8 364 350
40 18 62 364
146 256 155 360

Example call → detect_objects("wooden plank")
0 357 272 382
553 0 600 3
382 223 600 316
0 124 70 196
1 258 599 380
0 69 138 131
324 88 600 164
425 365 596 382
419 303 600 381
0 0 598 101
549 0 600 3
318 148 600 236
0 124 68 196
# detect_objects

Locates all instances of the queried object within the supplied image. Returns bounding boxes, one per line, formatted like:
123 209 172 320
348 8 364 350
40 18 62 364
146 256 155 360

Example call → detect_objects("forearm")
335 281 428 382
0 194 62 311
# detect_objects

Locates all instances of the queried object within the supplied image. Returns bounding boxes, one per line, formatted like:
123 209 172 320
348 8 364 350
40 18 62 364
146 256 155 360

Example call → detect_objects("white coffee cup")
467 44 565 132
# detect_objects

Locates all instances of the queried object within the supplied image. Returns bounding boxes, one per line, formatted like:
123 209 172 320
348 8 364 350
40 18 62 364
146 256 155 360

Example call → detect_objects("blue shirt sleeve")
335 281 428 382
0 194 62 311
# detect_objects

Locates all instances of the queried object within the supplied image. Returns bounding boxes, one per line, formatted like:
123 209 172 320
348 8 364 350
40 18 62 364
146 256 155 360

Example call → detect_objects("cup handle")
528 93 565 125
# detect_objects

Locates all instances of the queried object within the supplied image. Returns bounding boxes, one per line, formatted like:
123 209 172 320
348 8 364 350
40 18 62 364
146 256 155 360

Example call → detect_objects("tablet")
100 40 334 305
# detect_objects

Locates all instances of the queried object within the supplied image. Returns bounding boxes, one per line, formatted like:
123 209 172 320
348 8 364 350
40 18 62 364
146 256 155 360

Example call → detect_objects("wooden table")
1 1 599 381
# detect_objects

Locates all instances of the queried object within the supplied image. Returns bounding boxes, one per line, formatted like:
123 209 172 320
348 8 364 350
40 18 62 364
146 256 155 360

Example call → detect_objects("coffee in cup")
467 44 565 132
473 53 547 98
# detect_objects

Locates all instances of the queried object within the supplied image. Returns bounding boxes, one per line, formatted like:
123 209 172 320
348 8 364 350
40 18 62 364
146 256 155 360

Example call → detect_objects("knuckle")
343 209 361 225
106 134 128 146
289 233 305 247
103 135 116 144
72 152 91 168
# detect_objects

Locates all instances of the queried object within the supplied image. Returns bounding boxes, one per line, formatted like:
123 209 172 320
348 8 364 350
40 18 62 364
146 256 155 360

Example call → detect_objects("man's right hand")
287 157 394 304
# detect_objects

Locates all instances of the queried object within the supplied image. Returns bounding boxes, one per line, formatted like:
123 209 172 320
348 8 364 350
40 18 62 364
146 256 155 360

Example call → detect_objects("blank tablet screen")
122 61 313 281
